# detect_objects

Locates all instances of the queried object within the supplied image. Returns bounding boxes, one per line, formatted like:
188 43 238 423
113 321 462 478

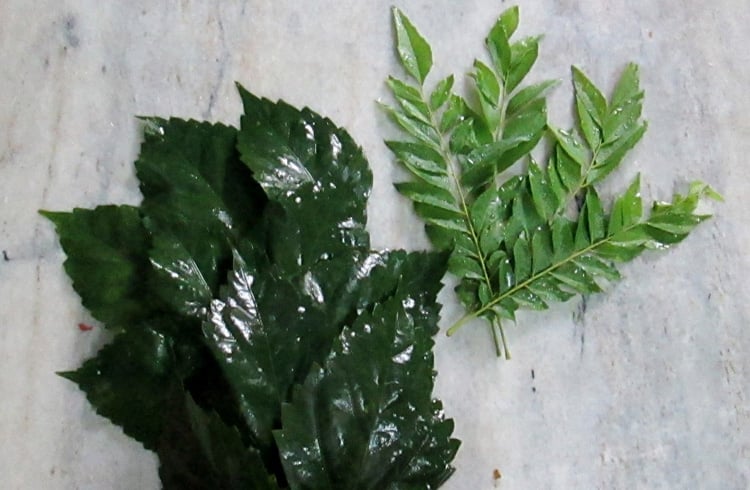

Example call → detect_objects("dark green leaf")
239 88 372 268
647 213 706 235
59 327 178 450
486 249 507 275
554 144 582 192
470 186 500 232
448 252 485 280
504 189 543 250
148 233 212 318
275 293 458 489
595 242 645 262
546 153 568 205
386 140 445 173
497 253 515 292
440 94 468 132
158 394 281 490
449 119 481 154
203 252 332 452
574 203 591 250
136 117 264 294
462 136 533 189
495 98 548 173
602 95 643 143
41 206 157 328
473 60 501 106
478 282 492 304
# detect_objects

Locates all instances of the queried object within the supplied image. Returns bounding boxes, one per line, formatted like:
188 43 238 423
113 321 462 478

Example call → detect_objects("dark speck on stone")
63 15 80 48
2 250 9 261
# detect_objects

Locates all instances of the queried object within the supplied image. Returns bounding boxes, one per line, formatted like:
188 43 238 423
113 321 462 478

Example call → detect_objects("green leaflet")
385 7 719 357
45 83 458 488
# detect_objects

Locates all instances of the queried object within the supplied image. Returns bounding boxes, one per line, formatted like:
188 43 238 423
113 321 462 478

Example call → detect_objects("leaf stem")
489 318 503 357
420 87 500 348
447 218 645 334
493 86 509 190
494 318 511 359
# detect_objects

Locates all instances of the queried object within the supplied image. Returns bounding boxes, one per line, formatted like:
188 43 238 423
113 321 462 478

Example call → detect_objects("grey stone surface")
0 1 747 488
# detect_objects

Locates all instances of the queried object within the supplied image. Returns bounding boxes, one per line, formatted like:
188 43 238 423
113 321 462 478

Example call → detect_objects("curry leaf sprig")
383 6 720 358
43 86 459 488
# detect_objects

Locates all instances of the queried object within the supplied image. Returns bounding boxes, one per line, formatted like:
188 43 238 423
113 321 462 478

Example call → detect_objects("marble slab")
1 1 748 488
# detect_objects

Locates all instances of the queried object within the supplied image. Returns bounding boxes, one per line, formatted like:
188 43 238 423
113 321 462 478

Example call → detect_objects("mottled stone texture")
0 1 747 489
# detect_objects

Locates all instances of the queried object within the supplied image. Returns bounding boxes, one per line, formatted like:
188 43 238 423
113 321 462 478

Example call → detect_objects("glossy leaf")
498 6 520 38
238 87 372 271
507 79 559 116
158 394 281 490
608 175 642 235
430 75 455 110
506 36 540 92
611 63 642 110
41 206 156 328
203 252 332 452
528 160 558 220
486 15 512 77
148 233 212 318
572 66 607 126
58 327 178 450
589 122 647 184
472 60 502 132
137 118 264 294
551 127 588 168
44 76 461 489
275 292 458 489
462 135 533 189
392 7 433 84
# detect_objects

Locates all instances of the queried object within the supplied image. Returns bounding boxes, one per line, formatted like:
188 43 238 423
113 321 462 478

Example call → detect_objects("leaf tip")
56 370 80 383
39 209 64 224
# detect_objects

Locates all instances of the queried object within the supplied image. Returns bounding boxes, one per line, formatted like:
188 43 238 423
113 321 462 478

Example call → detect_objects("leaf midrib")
421 88 494 297
448 219 644 335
